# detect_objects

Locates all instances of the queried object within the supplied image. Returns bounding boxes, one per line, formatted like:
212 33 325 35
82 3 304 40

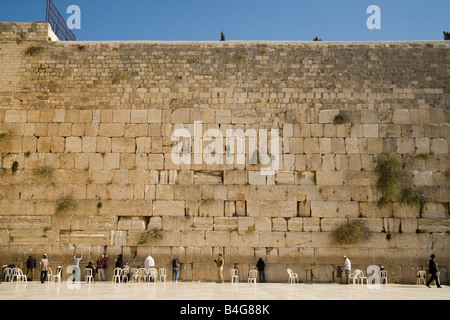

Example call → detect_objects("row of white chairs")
112 267 166 283
3 267 28 282
349 269 388 285
287 268 389 284
230 269 258 284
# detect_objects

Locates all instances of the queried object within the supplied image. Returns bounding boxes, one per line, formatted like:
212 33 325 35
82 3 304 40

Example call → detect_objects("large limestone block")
320 218 347 232
418 219 450 233
430 139 448 155
303 217 320 231
316 171 344 186
213 217 238 231
181 231 205 246
388 233 432 250
400 218 418 233
259 231 285 248
230 231 259 247
98 124 125 137
287 217 303 231
285 232 313 248
192 217 213 230
205 231 231 247
257 200 296 218
223 170 247 185
153 200 185 216
111 137 136 153
422 202 448 218
311 201 338 218
199 199 224 217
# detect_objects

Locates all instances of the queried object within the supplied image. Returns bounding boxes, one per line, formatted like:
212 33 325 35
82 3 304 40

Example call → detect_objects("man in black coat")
426 254 442 288
26 256 36 281
256 258 266 282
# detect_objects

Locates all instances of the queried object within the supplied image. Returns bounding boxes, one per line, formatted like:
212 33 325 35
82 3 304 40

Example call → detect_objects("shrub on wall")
56 194 78 214
332 221 372 245
376 154 402 207
138 228 161 245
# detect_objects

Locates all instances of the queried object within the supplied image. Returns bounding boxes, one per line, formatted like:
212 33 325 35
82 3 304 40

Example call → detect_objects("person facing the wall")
39 254 49 284
214 254 224 283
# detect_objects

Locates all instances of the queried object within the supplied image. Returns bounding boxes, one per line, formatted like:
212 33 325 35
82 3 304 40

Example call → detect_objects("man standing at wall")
214 254 224 283
343 256 351 284
26 255 36 281
96 253 108 281
39 254 49 284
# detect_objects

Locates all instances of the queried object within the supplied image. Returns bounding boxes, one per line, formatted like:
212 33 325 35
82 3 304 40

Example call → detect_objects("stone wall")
0 22 449 283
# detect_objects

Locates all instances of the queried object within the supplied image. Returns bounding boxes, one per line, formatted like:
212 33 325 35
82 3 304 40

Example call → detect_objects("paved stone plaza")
1 281 448 300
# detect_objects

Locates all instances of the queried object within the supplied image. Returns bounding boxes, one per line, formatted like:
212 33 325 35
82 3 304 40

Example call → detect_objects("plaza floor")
0 281 448 300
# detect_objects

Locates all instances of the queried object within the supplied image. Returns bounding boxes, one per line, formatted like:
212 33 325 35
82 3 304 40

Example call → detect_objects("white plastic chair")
3 268 12 282
137 268 147 282
121 268 130 283
113 268 122 283
359 270 368 285
148 268 158 283
231 269 239 283
158 268 166 282
287 269 298 283
416 271 426 285
47 267 53 282
12 268 27 282
85 268 94 283
380 270 388 284
350 270 366 284
248 270 257 284
130 268 138 282
349 270 358 284
52 267 62 283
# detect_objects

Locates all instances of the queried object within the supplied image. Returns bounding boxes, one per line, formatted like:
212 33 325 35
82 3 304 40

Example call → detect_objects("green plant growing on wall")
415 152 432 160
25 45 45 56
202 198 215 206
220 30 225 41
333 113 349 124
33 165 54 179
0 130 14 149
56 194 78 214
375 154 402 207
112 70 130 84
400 187 427 213
332 221 371 245
11 161 19 175
138 228 161 245
233 53 247 61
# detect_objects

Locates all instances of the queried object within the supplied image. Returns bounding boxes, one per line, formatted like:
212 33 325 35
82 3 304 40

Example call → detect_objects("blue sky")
1 0 449 41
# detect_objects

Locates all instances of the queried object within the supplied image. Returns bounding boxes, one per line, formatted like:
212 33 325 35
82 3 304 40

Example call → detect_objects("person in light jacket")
343 256 351 284
214 254 224 283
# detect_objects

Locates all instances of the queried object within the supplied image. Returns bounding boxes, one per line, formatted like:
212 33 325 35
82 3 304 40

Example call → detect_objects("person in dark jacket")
426 254 442 288
115 254 124 268
256 258 266 282
26 256 36 281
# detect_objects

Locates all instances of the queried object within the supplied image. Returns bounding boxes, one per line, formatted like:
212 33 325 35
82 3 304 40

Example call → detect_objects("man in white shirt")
343 256 351 284
73 253 82 282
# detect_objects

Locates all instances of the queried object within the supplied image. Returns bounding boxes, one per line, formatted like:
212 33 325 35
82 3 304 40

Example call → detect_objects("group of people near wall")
1 253 442 286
